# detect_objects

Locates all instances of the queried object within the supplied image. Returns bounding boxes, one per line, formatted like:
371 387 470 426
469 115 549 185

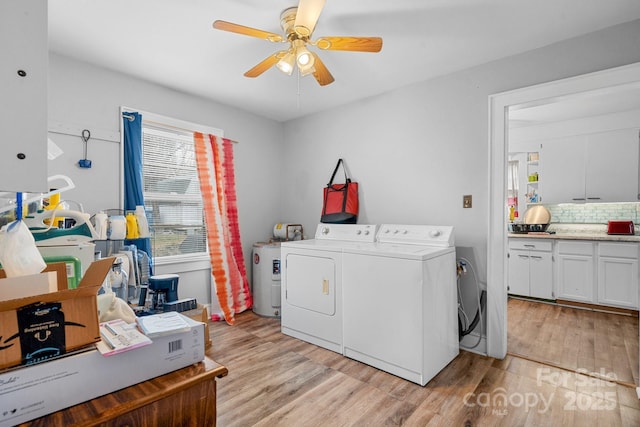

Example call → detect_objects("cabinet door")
0 0 48 192
597 257 639 309
508 249 530 296
585 129 639 202
556 254 594 302
539 136 585 203
529 251 553 299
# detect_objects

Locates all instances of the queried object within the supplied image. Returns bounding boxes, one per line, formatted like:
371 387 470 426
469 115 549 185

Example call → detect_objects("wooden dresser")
18 357 228 427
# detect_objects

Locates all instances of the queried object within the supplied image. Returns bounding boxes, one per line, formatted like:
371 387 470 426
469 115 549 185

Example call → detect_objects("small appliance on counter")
136 273 197 315
607 220 635 235
508 205 552 234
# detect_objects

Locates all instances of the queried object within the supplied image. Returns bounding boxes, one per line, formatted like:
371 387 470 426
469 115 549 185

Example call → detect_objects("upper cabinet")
585 129 639 202
540 129 639 203
537 135 584 204
0 0 48 193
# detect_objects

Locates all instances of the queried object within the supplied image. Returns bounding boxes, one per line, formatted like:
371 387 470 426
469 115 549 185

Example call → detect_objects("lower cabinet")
508 239 553 299
556 241 595 303
556 240 639 310
510 238 639 310
597 242 639 309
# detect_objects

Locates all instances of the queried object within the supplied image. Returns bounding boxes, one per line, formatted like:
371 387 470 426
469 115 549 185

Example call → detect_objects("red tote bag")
321 159 359 224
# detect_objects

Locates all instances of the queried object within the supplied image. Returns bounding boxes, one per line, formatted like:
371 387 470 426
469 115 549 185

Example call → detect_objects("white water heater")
252 242 281 318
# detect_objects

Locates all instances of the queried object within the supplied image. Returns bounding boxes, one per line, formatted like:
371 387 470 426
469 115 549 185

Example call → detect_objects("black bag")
321 159 359 224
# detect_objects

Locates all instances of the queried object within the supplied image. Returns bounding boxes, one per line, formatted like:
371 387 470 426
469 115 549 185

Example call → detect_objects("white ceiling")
48 0 640 122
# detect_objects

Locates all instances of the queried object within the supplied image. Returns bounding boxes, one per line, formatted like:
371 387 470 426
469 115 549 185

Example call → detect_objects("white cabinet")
556 241 595 303
540 129 640 203
540 136 584 204
585 130 639 202
0 0 48 193
508 239 553 299
556 240 639 310
597 243 639 309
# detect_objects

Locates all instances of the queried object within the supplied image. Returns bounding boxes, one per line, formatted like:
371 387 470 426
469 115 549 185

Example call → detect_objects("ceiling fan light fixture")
297 49 312 66
298 63 316 77
296 46 315 76
276 50 296 75
293 39 314 65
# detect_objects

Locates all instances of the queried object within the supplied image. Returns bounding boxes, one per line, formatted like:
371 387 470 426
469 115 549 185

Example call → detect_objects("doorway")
487 62 640 392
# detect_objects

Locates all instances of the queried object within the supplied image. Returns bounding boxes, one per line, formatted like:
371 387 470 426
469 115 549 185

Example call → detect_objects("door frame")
487 62 640 362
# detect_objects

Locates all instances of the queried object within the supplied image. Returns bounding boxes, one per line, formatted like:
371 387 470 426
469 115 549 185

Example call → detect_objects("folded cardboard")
0 257 114 370
0 315 205 427
0 271 57 300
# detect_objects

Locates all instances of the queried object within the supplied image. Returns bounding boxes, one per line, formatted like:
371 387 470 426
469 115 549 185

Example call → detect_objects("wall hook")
78 129 92 168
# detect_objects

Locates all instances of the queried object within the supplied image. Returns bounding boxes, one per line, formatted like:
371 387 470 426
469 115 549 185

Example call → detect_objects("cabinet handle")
530 255 543 259
572 197 586 201
586 197 601 200
518 255 529 259
524 244 535 248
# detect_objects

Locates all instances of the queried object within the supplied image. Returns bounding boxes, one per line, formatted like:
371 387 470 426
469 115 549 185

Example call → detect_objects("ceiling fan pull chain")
297 69 301 109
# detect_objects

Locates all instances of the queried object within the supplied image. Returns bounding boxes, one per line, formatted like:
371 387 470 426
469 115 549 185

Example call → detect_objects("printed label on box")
17 302 66 365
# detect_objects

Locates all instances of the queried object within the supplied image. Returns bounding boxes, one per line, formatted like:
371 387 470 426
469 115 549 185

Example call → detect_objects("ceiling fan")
212 0 383 86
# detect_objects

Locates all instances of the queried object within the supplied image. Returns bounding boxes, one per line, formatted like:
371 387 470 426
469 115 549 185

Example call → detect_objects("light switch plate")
463 195 472 208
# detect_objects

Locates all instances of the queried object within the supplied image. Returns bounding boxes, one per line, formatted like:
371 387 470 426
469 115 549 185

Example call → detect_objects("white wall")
47 54 285 304
45 18 640 318
281 19 640 289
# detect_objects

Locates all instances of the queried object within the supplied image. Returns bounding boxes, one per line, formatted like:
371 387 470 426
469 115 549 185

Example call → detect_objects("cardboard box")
0 257 114 370
0 315 205 427
183 303 212 349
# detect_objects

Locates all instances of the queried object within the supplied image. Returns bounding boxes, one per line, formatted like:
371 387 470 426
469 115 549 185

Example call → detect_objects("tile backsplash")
545 202 639 224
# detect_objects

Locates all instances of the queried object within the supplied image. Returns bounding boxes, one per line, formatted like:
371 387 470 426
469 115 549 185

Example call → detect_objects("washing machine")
280 224 377 354
252 242 282 318
341 224 458 386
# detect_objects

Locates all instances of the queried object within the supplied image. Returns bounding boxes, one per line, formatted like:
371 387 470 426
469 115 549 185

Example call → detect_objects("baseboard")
510 295 638 316
555 299 638 316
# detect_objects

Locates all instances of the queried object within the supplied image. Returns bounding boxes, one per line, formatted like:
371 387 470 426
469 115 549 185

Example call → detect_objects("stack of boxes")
0 258 206 426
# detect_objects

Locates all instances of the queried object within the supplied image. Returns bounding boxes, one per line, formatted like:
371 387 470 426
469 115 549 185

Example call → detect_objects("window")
134 111 222 260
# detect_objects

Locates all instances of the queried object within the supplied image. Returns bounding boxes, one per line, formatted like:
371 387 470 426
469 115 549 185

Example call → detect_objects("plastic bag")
0 220 47 277
97 292 137 324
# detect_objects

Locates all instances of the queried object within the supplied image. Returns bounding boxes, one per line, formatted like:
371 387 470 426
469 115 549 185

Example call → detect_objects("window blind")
141 126 206 258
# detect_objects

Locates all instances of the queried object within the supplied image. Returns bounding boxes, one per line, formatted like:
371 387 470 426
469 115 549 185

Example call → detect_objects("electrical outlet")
463 195 472 208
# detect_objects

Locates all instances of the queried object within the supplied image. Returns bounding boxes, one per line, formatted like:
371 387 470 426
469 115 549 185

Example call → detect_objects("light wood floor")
206 309 640 426
507 297 639 387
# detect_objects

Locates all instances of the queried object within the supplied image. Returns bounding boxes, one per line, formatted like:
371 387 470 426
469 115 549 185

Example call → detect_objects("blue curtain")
122 111 153 272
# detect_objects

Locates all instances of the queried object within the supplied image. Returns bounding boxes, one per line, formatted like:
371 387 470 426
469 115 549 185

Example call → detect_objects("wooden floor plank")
508 297 638 387
206 305 640 426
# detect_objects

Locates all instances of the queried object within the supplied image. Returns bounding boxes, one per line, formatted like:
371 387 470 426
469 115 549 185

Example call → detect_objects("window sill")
153 254 210 271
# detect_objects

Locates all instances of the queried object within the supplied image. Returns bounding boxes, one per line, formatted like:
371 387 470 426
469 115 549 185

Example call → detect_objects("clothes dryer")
280 224 377 354
342 224 458 386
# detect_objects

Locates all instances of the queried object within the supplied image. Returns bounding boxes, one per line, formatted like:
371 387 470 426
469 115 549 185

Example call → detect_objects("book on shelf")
96 318 153 356
135 311 193 338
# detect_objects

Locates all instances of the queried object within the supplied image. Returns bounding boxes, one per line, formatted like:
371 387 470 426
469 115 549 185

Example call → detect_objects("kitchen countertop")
508 223 640 242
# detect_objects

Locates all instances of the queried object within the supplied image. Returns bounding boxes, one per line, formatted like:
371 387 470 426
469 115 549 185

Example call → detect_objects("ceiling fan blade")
213 20 284 43
315 37 383 53
294 0 326 36
244 51 286 78
311 53 334 86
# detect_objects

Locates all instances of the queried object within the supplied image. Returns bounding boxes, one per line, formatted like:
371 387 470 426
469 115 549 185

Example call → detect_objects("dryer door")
284 253 336 315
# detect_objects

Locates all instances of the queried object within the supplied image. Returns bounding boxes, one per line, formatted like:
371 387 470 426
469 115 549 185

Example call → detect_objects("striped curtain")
194 133 251 325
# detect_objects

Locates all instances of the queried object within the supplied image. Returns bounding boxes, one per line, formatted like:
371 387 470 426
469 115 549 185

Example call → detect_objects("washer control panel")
376 224 454 247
